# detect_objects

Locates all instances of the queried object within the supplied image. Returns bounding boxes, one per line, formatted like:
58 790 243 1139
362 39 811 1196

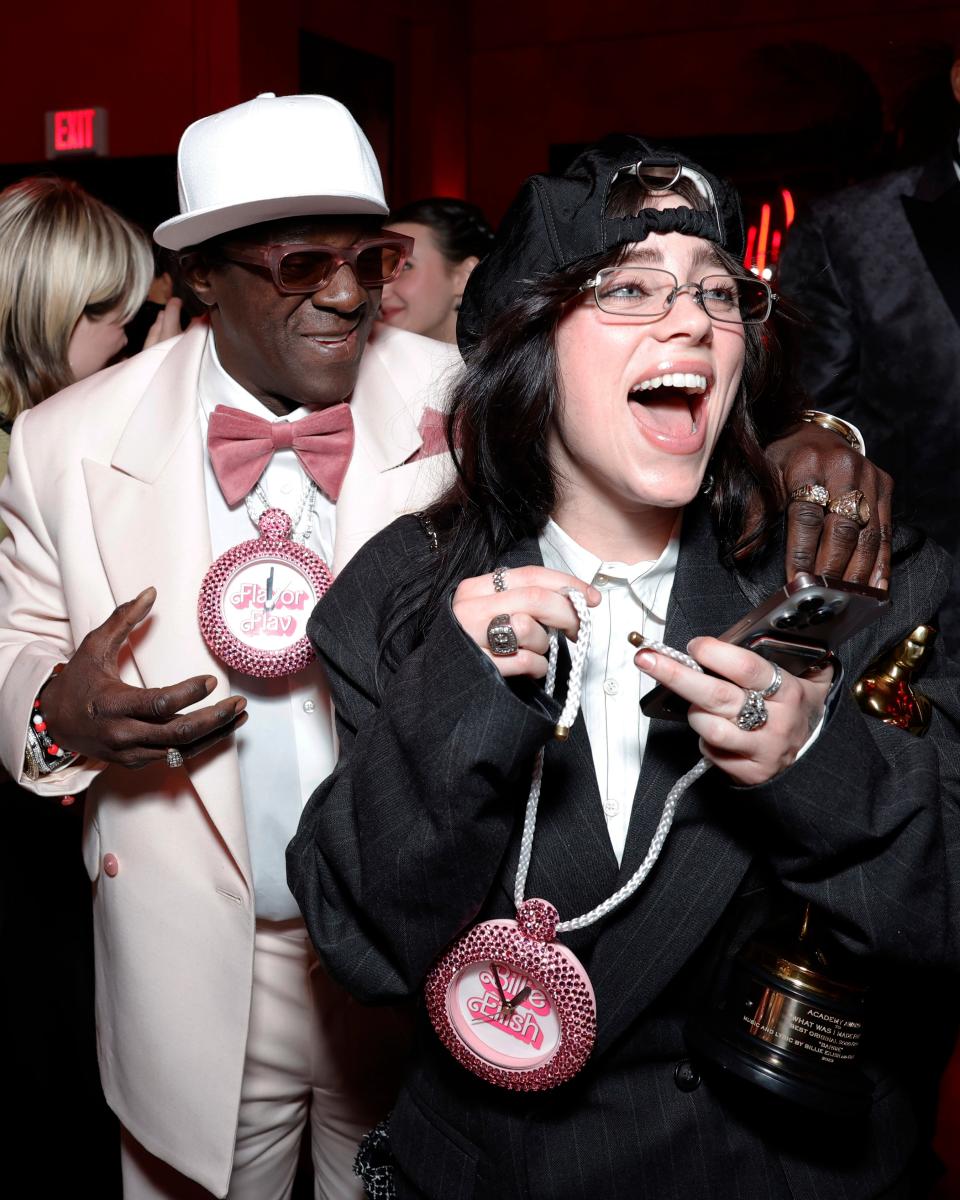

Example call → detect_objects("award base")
688 913 873 1117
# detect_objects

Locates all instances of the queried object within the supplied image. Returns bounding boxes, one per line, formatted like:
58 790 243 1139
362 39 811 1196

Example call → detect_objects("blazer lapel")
586 504 758 1053
902 151 960 332
486 538 622 922
82 326 250 884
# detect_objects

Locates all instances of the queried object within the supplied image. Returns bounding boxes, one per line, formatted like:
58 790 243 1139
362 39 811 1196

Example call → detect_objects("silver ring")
760 662 783 699
735 689 768 732
492 566 508 593
487 613 519 656
165 747 185 768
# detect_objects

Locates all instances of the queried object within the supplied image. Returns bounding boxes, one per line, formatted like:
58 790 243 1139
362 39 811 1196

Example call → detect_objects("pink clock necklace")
425 588 713 1091
198 477 334 678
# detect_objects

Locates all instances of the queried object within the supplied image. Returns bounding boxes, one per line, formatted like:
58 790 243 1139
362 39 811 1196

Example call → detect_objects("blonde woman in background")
0 177 156 535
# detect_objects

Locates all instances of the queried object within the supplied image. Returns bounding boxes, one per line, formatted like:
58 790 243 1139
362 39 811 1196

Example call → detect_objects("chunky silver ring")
487 613 519 656
760 662 783 699
165 747 185 768
735 689 768 732
492 566 508 593
789 483 830 508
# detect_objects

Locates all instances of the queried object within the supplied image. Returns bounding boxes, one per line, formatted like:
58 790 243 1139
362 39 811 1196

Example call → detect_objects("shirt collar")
540 516 681 621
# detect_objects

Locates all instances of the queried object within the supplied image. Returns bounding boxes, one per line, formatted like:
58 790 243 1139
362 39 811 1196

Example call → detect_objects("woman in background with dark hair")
378 197 494 343
290 140 960 1198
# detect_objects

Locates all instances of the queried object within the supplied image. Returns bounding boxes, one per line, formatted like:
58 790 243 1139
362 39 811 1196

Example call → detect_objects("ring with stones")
166 747 185 768
492 566 508 593
760 662 783 699
789 483 830 508
827 489 871 528
735 689 768 732
487 613 519 656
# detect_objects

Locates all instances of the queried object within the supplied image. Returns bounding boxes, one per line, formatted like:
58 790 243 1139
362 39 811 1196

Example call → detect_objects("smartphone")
639 573 889 722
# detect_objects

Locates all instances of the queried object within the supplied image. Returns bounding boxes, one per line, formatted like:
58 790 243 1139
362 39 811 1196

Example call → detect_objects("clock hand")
491 963 511 1021
264 567 275 611
507 986 531 1010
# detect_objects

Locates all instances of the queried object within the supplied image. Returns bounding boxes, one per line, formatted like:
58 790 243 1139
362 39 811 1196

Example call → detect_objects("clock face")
447 960 562 1070
197 512 334 678
221 556 317 651
424 915 597 1091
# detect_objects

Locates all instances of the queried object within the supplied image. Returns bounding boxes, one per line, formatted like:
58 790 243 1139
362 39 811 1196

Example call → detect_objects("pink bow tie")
207 404 355 506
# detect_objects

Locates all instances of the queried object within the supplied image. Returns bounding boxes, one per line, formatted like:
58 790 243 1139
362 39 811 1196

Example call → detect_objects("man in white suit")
0 93 458 1198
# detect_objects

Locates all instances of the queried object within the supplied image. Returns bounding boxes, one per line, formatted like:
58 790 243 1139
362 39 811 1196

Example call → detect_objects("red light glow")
781 188 795 228
755 203 771 275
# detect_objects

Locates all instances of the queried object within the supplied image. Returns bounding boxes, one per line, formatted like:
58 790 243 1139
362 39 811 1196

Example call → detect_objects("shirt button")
603 679 619 696
595 574 610 585
603 798 619 819
302 700 316 714
103 853 119 878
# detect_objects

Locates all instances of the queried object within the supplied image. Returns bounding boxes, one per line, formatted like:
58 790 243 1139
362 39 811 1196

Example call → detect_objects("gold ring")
827 489 870 528
790 483 830 507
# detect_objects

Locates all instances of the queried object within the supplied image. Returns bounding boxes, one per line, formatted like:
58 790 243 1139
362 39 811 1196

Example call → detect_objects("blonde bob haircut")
0 176 153 418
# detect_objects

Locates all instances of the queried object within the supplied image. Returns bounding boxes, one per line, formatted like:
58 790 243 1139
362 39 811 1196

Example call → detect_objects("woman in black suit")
289 139 960 1199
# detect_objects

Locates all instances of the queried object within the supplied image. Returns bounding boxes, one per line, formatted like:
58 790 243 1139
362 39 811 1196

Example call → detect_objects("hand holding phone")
640 573 889 722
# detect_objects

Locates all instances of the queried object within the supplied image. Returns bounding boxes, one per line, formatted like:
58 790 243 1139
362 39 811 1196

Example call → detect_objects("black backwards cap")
457 134 746 355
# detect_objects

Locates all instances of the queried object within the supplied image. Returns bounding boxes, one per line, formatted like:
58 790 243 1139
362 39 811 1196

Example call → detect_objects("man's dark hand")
42 587 247 770
762 423 894 590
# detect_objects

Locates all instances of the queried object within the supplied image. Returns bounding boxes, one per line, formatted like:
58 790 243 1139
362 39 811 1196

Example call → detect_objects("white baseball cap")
153 93 388 250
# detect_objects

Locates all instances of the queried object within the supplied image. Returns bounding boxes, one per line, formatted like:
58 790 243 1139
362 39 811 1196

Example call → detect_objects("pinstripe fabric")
288 500 960 1199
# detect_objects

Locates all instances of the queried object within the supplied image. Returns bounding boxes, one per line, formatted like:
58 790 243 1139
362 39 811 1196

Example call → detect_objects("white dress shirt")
539 518 822 866
540 519 680 865
197 332 338 919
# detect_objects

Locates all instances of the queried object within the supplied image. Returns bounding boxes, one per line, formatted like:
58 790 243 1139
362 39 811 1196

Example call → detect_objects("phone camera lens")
774 613 800 629
797 596 824 613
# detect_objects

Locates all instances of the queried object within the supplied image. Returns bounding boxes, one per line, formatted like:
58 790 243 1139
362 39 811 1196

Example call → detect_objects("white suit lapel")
333 329 459 572
83 326 250 883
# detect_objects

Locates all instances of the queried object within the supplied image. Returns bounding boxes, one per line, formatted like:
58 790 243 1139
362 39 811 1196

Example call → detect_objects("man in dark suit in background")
779 56 960 654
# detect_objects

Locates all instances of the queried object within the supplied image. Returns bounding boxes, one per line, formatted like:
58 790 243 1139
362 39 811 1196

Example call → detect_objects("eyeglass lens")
277 244 406 290
595 267 770 323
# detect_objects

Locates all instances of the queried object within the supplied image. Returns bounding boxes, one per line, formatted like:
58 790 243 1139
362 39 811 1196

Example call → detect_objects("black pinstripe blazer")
288 501 960 1200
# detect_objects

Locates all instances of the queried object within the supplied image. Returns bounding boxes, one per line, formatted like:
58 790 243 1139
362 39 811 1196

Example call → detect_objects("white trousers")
120 920 408 1199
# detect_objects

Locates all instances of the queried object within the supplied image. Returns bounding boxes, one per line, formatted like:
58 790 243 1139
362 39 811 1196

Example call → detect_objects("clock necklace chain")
516 588 712 934
243 479 319 545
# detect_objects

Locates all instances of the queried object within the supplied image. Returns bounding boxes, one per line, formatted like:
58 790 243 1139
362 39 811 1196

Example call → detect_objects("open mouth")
627 371 709 442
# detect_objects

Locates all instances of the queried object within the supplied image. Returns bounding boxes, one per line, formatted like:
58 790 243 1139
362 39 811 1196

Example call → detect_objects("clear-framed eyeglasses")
579 266 775 325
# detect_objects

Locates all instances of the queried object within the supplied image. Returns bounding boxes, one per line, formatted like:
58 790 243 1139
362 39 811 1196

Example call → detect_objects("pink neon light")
755 204 771 274
781 188 795 229
744 225 757 270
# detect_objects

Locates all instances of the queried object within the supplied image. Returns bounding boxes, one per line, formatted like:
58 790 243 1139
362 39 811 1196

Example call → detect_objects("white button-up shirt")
197 333 338 919
540 519 680 865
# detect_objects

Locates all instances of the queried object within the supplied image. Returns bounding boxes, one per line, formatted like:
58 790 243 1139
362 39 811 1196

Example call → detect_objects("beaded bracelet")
23 663 78 779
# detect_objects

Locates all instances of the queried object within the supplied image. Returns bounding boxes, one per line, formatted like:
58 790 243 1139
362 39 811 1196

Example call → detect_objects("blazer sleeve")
738 536 960 970
777 206 862 420
0 411 102 794
287 519 557 1002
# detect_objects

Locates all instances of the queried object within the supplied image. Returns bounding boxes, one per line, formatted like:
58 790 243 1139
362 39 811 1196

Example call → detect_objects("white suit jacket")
0 323 459 1194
